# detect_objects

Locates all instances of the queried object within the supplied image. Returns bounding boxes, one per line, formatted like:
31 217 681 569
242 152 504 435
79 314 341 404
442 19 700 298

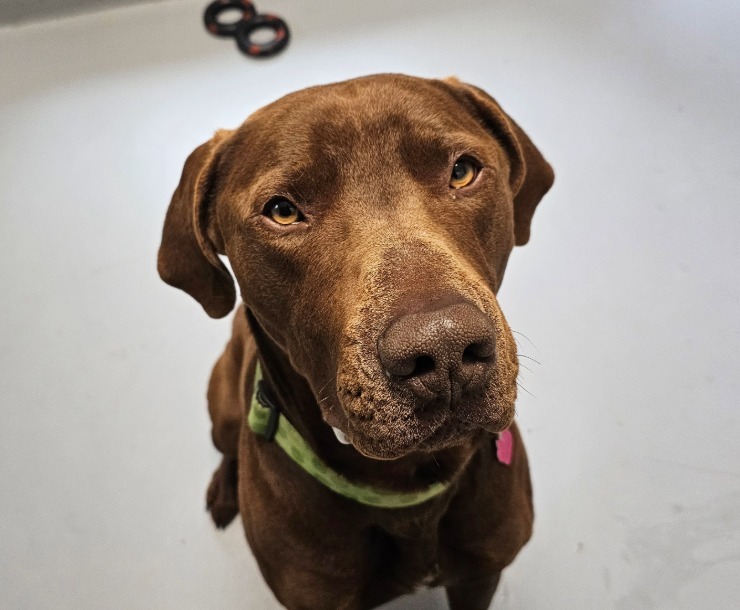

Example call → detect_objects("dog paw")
206 457 239 529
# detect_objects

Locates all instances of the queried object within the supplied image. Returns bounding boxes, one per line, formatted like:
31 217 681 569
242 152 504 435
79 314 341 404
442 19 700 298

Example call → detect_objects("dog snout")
377 302 496 406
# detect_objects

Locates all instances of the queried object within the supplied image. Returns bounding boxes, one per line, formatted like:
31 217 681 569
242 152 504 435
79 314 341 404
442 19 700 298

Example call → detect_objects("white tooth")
332 426 351 445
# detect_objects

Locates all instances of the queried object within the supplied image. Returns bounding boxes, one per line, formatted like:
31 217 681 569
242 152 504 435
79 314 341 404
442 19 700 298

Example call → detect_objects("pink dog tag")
496 429 514 466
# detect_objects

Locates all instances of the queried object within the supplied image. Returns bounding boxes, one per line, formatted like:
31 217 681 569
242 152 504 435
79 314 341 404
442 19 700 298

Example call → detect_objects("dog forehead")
265 74 464 121
243 75 482 155
225 76 491 200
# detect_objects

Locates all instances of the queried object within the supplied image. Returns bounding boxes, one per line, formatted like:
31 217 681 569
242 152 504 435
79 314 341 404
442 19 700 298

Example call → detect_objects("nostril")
462 341 494 365
387 354 436 380
410 355 435 378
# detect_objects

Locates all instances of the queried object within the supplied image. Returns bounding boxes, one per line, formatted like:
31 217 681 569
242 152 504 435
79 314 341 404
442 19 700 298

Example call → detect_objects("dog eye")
265 198 304 225
449 158 479 189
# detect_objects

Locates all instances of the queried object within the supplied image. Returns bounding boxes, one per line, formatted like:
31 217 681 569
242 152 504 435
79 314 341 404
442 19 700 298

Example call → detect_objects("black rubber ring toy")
235 14 290 58
203 0 257 38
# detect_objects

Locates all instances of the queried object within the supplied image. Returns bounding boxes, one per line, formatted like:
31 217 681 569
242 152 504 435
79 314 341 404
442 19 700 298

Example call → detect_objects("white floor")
1 0 739 608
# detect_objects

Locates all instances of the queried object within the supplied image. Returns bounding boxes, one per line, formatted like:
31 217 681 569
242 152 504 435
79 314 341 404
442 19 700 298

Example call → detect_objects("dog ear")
157 130 236 318
441 78 555 246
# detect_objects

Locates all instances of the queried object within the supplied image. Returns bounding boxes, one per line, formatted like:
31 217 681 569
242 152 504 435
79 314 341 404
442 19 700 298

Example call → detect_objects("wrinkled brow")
240 109 489 207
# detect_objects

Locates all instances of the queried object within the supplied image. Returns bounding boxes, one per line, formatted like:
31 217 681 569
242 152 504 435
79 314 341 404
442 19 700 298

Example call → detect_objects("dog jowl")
158 74 553 610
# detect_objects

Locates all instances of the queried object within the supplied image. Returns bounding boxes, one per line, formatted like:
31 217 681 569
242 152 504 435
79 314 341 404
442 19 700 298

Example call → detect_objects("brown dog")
158 74 554 609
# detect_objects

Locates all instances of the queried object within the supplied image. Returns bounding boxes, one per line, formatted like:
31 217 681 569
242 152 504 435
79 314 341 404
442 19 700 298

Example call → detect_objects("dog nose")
377 302 496 404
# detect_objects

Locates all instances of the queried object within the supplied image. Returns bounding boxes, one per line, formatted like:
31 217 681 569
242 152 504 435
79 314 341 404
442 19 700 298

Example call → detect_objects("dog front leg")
445 571 501 610
206 456 239 528
205 311 257 528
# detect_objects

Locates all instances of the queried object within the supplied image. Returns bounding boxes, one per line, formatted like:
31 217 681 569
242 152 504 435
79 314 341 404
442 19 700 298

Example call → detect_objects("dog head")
158 75 553 460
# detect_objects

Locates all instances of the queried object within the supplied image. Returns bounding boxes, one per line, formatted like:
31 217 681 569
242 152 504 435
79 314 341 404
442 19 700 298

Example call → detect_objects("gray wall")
0 0 162 24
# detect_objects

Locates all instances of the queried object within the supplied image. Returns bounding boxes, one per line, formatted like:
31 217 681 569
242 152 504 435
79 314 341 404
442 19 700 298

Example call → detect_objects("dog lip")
346 412 462 460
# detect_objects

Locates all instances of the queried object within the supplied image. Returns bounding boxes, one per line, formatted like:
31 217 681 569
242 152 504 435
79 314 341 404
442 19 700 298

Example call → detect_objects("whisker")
315 375 340 411
517 381 536 399
512 329 540 354
316 375 337 396
517 354 541 366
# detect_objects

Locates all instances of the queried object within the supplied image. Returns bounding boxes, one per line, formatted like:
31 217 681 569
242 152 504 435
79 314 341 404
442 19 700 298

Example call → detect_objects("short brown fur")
158 74 554 609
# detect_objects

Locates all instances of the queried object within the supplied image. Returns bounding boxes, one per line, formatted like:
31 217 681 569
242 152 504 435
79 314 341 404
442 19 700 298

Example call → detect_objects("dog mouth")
327 390 511 461
343 419 461 461
346 417 484 461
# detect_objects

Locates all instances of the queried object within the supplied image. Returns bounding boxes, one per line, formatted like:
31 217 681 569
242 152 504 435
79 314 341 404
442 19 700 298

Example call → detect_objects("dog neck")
244 309 481 495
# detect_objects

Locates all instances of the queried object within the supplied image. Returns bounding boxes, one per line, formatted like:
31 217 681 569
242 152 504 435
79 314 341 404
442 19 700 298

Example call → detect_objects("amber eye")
266 198 303 225
450 158 478 189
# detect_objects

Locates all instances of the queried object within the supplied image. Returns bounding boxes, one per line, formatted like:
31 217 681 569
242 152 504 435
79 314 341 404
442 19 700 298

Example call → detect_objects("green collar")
248 363 450 509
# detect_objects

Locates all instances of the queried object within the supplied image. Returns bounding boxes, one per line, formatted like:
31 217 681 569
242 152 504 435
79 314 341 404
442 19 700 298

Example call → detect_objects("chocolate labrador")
158 74 554 609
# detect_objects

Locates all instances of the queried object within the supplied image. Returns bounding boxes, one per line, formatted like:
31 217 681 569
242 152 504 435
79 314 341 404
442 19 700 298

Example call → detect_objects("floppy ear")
157 130 236 318
441 78 555 246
